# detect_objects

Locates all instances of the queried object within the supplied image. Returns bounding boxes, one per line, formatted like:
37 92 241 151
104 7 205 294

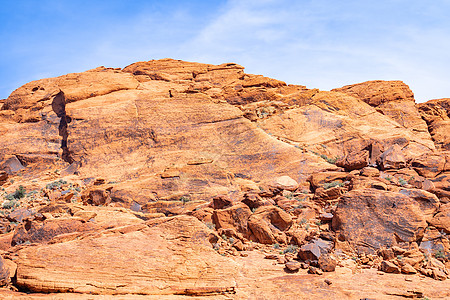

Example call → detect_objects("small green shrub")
180 196 191 204
398 177 408 186
273 243 280 249
205 222 215 230
2 200 18 209
323 181 344 190
13 185 26 199
46 179 67 190
435 249 445 259
283 245 298 254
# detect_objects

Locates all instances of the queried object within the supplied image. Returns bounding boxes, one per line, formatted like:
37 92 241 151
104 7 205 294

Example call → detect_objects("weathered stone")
309 172 349 190
318 254 337 272
418 98 450 150
333 189 427 254
332 80 415 107
269 175 298 191
248 205 292 244
82 188 111 206
378 248 395 260
212 203 252 236
360 166 380 177
11 218 94 246
336 150 369 171
401 263 417 274
7 208 33 223
297 239 333 261
242 192 270 209
429 203 450 234
212 195 233 209
377 144 407 170
380 260 401 274
285 260 301 272
412 152 446 178
399 188 440 222
15 215 238 295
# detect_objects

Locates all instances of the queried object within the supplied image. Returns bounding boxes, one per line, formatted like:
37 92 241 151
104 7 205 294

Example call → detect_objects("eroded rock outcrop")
1 58 450 298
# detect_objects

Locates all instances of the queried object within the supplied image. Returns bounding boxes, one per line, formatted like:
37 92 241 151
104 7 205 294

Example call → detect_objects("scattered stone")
297 238 332 261
270 176 298 191
7 208 33 223
432 268 447 281
401 263 417 274
212 195 233 210
308 266 323 275
248 205 292 244
380 260 401 274
377 144 406 170
360 167 380 177
318 254 337 272
285 260 301 272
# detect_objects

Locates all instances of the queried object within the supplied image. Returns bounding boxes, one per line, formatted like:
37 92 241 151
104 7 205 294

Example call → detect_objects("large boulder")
212 202 252 236
398 188 440 222
15 215 238 295
430 203 450 234
411 152 447 178
418 98 450 150
332 189 427 254
248 205 292 244
331 80 415 106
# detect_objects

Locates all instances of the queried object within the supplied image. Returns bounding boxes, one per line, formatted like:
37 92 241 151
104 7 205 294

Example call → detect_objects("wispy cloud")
181 0 450 102
2 0 450 102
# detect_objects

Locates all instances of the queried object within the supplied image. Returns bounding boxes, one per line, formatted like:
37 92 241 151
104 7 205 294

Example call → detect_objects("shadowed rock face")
1 58 450 298
51 90 73 164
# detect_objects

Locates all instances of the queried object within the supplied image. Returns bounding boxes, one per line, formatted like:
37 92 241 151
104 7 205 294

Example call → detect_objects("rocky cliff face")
0 59 449 299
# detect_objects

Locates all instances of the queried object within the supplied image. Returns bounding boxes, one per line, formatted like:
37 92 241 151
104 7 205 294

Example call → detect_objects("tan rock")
248 205 292 244
377 144 407 170
398 188 440 222
418 98 450 150
380 260 401 274
429 203 450 234
332 189 427 253
15 215 238 295
332 80 415 107
412 152 446 178
212 203 252 236
269 175 298 191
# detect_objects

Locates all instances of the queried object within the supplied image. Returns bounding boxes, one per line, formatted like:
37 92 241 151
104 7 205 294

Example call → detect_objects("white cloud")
181 0 450 102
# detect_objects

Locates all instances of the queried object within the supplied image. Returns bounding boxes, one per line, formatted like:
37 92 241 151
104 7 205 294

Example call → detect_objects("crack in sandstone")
51 90 74 164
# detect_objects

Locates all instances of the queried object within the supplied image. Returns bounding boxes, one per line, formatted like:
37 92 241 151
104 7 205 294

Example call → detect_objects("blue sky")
1 0 450 102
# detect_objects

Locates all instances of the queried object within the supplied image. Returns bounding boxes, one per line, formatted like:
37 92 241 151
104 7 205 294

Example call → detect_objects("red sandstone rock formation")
0 59 449 298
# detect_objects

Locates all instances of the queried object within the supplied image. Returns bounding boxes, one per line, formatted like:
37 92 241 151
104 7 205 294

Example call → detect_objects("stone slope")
0 58 449 298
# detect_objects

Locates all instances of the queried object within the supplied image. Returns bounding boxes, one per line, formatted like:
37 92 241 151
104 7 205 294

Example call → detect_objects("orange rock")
429 203 450 234
332 80 415 106
418 98 450 150
212 203 252 236
248 205 292 244
412 152 447 178
333 189 427 253
15 215 238 295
